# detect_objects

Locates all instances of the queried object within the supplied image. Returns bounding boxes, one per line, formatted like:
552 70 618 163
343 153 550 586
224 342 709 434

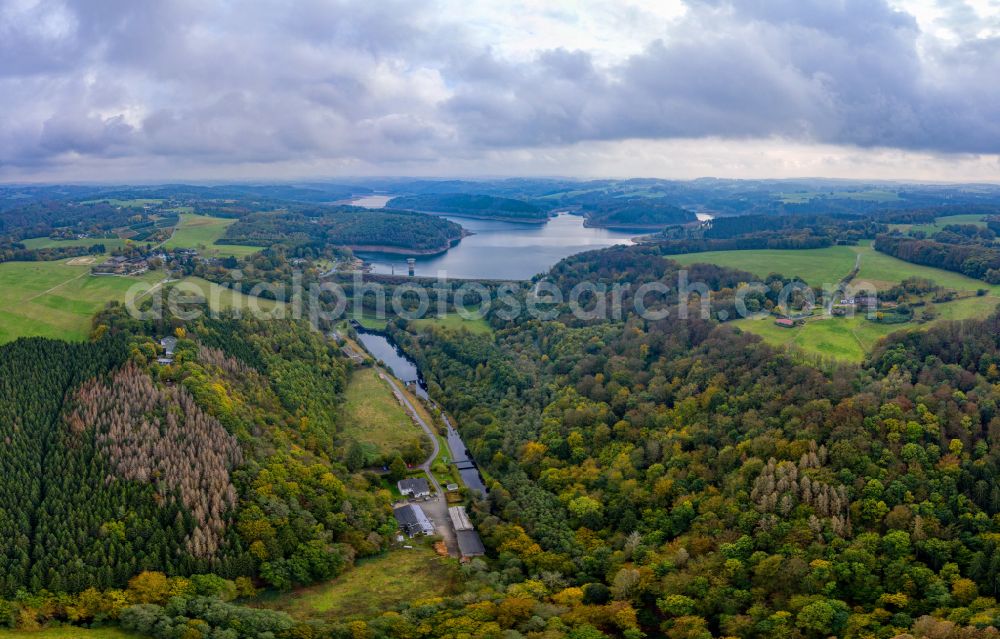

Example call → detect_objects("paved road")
380 370 459 556
380 371 441 494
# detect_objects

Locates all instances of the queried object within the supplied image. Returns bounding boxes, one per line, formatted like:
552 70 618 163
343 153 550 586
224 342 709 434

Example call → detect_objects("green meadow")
163 214 261 257
889 213 988 235
672 245 857 287
20 236 129 252
338 367 424 461
674 239 1000 361
0 259 163 343
171 276 284 313
408 312 493 334
672 241 999 293
257 542 456 621
0 262 283 345
735 295 1000 362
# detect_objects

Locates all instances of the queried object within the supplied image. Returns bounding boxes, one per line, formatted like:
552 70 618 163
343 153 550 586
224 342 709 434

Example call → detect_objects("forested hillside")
0 312 395 602
387 193 549 221
222 206 465 253
375 242 1000 638
581 201 696 229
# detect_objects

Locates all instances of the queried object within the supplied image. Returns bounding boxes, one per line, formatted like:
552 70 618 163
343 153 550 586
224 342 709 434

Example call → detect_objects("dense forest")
357 242 1000 639
387 193 549 221
221 206 465 253
874 235 1000 284
581 201 696 229
651 213 885 254
0 311 398 604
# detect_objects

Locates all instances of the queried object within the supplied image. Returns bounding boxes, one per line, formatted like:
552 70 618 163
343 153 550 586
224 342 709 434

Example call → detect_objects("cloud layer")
1 0 999 181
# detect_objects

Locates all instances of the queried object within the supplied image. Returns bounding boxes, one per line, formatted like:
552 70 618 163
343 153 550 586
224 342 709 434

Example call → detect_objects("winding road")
379 371 442 495
379 369 458 555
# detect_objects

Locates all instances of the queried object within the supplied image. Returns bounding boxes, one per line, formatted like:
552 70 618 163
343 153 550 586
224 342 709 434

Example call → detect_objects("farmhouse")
393 504 434 537
398 477 431 499
91 255 148 276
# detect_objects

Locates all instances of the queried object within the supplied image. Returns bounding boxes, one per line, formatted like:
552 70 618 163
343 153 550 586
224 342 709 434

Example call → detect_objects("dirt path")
25 269 88 302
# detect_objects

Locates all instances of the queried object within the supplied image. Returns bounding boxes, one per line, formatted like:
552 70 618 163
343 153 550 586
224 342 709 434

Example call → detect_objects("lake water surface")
356 212 636 280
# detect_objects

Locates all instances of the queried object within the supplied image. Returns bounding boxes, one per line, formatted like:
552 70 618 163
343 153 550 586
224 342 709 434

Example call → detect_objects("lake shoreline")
348 229 471 256
389 208 550 224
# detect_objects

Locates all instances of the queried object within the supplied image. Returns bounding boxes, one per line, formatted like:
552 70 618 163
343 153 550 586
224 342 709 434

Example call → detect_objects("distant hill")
222 206 465 254
581 201 697 229
386 193 548 222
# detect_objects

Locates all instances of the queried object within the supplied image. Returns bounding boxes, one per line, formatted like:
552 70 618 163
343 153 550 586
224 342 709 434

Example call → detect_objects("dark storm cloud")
1 0 999 177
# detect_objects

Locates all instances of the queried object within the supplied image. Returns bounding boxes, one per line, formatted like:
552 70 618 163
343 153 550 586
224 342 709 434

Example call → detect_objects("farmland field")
163 214 261 257
257 542 457 621
672 241 1000 293
339 367 424 461
0 259 163 343
890 213 988 235
0 262 284 344
779 189 902 204
735 294 1000 361
673 240 1000 360
408 312 492 334
171 276 284 313
672 245 857 286
20 236 128 252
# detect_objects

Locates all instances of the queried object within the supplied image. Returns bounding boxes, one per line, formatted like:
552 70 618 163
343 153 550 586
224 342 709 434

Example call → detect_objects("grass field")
339 367 423 461
673 240 1000 361
672 241 999 293
409 312 493 334
349 313 388 330
0 259 164 343
0 627 142 638
736 295 1000 361
82 198 163 208
672 245 857 287
258 543 456 620
20 237 129 252
172 276 284 313
779 190 902 204
163 214 261 258
0 262 285 345
890 213 988 235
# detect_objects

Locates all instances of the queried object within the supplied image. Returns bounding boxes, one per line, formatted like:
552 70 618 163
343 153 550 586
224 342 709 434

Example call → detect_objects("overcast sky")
2 0 1000 183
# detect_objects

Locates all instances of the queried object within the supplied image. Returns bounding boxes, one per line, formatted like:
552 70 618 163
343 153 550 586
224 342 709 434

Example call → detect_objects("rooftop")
398 477 430 495
393 504 434 536
448 506 473 531
456 529 485 557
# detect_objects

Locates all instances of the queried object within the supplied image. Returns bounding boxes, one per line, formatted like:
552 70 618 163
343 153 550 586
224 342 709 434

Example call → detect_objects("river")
352 324 489 496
